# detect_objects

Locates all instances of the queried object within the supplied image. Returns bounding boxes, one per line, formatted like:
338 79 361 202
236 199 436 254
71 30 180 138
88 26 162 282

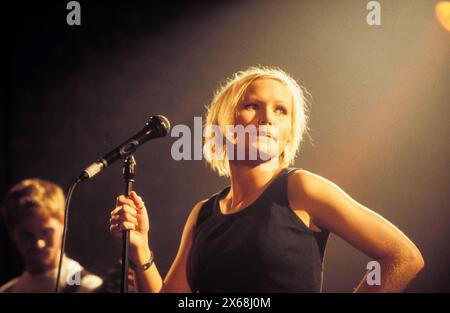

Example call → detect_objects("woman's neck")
226 159 283 211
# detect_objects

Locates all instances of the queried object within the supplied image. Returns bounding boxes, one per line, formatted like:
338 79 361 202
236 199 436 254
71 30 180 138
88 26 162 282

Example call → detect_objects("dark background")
1 0 449 292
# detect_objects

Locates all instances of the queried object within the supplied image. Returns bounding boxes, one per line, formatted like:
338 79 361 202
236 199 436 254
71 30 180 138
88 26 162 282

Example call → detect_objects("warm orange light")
435 1 450 32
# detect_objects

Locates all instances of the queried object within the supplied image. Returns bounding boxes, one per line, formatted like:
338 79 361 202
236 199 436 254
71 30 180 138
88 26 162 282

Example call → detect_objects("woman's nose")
259 108 274 125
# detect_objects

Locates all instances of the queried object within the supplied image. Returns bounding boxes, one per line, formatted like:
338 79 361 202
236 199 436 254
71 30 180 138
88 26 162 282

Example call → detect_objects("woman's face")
232 78 293 164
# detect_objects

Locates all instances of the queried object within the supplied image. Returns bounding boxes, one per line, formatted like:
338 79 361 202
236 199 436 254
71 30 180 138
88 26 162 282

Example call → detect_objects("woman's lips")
258 130 278 141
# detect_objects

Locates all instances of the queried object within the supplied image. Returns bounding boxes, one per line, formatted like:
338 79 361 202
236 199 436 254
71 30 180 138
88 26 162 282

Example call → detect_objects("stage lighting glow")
436 1 450 31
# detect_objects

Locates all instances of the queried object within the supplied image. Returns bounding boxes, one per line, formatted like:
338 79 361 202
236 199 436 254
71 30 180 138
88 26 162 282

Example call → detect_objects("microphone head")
147 115 171 137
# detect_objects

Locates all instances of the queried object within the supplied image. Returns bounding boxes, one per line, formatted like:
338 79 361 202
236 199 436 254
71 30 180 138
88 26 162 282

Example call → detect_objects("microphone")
78 115 171 182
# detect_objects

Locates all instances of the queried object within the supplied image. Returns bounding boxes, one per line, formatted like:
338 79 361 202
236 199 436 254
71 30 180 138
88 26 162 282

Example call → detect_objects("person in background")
0 178 103 293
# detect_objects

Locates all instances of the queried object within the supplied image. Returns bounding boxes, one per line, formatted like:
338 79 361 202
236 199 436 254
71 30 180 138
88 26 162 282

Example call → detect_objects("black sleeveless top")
187 168 329 293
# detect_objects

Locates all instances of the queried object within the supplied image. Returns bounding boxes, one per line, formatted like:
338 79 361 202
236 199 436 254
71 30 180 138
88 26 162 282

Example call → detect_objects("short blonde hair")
1 178 65 232
203 66 310 177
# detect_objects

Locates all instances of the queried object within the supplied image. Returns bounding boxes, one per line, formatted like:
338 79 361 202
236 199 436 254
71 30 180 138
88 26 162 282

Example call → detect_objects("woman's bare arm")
288 170 425 292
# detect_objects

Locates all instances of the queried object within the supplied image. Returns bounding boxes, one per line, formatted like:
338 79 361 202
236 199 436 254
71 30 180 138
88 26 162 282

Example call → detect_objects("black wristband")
130 250 154 273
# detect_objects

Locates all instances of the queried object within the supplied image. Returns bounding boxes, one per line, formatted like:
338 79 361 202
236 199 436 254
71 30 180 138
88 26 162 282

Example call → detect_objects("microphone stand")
121 155 136 293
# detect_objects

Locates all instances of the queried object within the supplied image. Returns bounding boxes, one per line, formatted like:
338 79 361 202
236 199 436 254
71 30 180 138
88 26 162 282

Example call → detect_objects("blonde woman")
109 66 424 293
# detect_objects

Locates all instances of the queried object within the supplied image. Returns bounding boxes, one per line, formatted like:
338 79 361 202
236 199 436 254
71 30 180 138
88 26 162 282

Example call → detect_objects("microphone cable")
55 178 81 293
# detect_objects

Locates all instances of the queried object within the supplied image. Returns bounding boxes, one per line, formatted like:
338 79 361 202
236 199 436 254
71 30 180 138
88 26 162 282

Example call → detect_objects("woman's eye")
275 107 287 115
245 103 259 110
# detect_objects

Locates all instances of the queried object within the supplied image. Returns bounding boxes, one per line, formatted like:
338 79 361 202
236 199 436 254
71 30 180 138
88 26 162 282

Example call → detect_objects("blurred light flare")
435 1 450 32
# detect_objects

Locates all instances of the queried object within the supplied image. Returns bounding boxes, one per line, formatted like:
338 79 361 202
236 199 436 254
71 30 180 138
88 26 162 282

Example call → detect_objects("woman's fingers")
110 212 138 225
114 192 146 212
109 192 149 242
116 195 137 209
111 204 137 217
109 221 136 233
110 203 139 236
129 191 145 209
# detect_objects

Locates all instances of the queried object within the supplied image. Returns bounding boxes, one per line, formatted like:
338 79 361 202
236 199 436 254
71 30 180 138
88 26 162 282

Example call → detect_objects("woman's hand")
109 191 151 262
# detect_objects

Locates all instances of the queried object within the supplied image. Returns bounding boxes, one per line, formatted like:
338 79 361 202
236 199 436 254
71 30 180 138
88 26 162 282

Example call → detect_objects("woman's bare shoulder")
288 168 323 192
186 198 209 226
287 168 340 209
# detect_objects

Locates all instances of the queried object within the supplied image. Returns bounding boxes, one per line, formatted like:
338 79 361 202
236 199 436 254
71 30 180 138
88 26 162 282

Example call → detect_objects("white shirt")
0 257 103 293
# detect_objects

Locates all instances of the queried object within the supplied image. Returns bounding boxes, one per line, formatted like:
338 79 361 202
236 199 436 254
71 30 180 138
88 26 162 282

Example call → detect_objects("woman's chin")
246 143 280 162
258 142 280 159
